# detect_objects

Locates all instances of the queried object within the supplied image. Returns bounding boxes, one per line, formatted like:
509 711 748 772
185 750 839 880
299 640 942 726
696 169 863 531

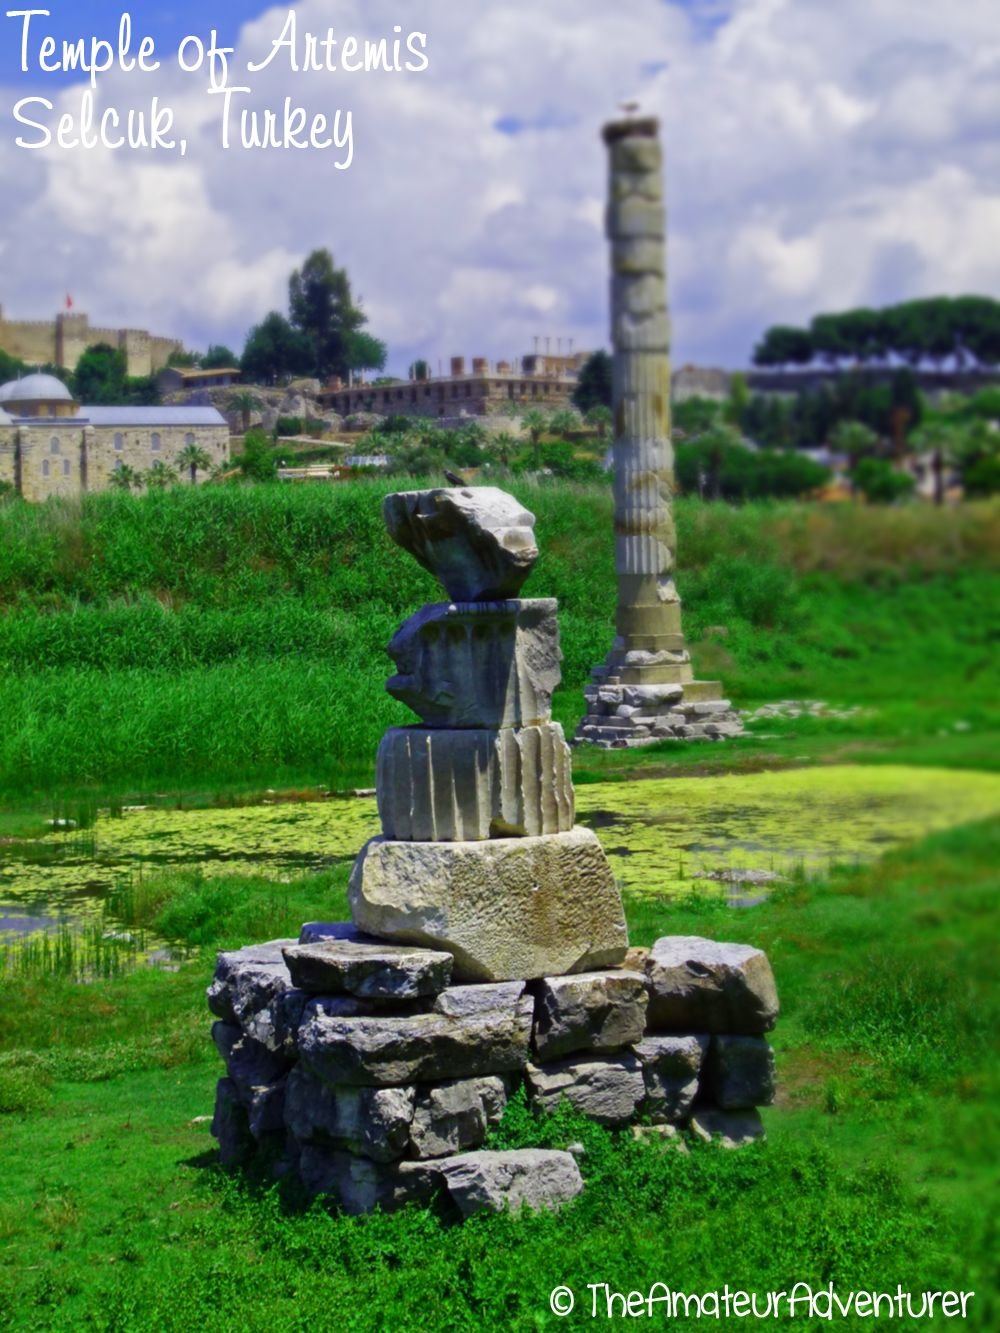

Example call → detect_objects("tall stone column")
576 116 742 747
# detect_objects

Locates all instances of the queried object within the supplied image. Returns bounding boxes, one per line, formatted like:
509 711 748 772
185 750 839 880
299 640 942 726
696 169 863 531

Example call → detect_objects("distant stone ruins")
0 374 229 501
208 482 779 1217
0 304 181 378
321 350 589 421
576 116 742 747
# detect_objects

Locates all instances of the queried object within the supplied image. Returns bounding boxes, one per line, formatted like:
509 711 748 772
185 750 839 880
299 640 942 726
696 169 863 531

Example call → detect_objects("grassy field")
0 820 997 1329
0 485 996 803
1 484 998 1328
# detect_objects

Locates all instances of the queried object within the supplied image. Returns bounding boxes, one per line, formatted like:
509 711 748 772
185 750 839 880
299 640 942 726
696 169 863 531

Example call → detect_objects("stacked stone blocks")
208 480 777 1216
209 929 778 1215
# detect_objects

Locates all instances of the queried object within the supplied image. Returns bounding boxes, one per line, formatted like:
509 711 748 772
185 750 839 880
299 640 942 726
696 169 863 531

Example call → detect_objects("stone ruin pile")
208 487 779 1218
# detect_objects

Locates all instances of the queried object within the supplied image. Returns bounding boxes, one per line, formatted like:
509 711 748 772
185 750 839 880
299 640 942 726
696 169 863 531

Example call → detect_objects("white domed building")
0 374 229 500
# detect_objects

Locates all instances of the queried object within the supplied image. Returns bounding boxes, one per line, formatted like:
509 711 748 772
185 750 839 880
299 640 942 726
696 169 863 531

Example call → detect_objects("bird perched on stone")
444 469 467 487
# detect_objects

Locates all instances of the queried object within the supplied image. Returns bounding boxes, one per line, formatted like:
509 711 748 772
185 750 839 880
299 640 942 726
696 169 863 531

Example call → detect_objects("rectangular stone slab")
297 984 534 1086
281 938 453 1000
348 827 628 982
533 970 648 1061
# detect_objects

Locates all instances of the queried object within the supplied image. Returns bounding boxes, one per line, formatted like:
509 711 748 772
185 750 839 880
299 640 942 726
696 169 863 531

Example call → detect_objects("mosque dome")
0 374 75 407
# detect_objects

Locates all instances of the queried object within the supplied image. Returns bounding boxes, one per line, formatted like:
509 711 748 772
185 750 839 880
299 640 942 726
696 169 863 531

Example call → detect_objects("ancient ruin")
576 116 742 746
208 481 779 1217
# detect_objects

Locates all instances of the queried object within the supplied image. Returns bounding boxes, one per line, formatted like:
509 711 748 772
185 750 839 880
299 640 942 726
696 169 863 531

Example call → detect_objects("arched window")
42 458 50 478
114 433 124 452
50 436 60 454
63 458 70 477
151 433 161 452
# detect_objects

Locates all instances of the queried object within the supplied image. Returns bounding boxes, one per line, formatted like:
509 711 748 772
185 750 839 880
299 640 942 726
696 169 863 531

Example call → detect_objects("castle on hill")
0 304 181 379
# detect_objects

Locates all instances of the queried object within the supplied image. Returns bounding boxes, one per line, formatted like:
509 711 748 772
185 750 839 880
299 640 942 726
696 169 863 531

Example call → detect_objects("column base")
575 675 744 747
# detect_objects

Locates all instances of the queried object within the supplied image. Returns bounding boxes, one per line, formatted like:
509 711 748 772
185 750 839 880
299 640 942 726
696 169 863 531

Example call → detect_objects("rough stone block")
376 723 574 840
284 1066 415 1161
211 1021 288 1099
386 599 560 729
211 1077 254 1166
633 1035 708 1123
298 1145 434 1214
206 939 296 1026
383 488 538 602
645 937 779 1034
533 970 648 1061
415 1149 584 1217
282 938 453 1000
708 1035 776 1110
349 828 628 983
526 1054 645 1127
409 1076 510 1159
688 1107 765 1148
298 984 533 1087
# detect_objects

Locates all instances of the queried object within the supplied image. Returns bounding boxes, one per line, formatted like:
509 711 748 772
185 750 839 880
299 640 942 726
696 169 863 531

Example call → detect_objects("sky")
1 0 999 374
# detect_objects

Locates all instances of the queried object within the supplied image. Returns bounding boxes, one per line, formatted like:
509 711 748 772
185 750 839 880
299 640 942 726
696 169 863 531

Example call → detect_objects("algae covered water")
1 764 999 948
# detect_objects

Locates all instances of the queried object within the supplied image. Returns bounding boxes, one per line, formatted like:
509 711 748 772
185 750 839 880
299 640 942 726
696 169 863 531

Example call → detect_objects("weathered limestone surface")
632 1034 708 1123
708 1035 777 1110
416 1149 584 1218
410 1075 510 1159
377 723 573 840
526 1054 646 1127
349 829 629 982
298 1146 434 1215
386 600 560 729
688 1107 766 1148
297 984 534 1086
576 116 740 746
211 1077 253 1166
645 936 779 1034
384 488 538 602
281 938 453 1000
533 970 648 1061
284 1066 415 1162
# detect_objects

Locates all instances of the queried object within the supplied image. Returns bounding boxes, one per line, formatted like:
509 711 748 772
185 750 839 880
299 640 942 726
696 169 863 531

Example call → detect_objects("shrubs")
853 458 916 504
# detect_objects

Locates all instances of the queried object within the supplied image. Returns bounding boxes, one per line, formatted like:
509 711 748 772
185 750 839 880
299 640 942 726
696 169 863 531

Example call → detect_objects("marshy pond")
2 764 999 959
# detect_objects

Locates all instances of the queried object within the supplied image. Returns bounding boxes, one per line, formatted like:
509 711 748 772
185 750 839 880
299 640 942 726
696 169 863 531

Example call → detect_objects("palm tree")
549 408 582 440
490 432 518 468
145 460 178 489
108 463 143 492
229 391 261 434
522 409 550 469
177 443 212 485
586 404 613 442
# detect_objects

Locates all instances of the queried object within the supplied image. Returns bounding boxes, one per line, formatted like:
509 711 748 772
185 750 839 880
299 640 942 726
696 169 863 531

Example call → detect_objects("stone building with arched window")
0 375 229 500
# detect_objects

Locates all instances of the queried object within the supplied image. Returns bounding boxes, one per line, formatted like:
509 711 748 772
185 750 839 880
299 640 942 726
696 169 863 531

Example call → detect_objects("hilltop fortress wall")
0 307 181 378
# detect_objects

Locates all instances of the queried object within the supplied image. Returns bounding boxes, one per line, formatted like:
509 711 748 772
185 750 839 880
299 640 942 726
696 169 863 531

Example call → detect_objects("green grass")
0 820 996 1329
0 486 996 802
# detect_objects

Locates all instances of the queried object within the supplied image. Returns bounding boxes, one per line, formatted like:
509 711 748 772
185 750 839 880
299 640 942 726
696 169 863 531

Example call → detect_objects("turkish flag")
65 294 73 310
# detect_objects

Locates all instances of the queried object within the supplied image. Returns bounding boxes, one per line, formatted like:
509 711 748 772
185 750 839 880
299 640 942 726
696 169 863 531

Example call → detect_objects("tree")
724 372 750 428
177 443 212 485
145 461 178 489
74 343 127 404
522 409 550 469
167 348 200 369
235 430 278 482
108 463 142 492
202 344 239 370
830 419 879 467
586 404 612 441
288 248 367 381
229 391 261 433
853 457 915 504
572 350 613 413
346 331 387 379
488 432 518 468
752 325 813 369
549 408 581 439
241 312 312 384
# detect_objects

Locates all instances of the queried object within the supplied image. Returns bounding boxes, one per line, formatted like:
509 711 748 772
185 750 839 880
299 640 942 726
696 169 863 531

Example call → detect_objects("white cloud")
0 0 998 371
